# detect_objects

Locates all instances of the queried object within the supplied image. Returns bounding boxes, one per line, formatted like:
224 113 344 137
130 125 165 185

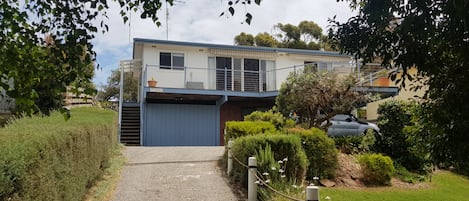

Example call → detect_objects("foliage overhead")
276 66 368 128
219 0 262 25
0 0 172 115
329 0 469 175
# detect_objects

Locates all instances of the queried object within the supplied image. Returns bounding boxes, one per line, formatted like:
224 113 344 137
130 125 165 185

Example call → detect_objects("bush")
244 110 295 130
231 134 307 188
333 135 363 154
286 127 338 180
0 108 117 201
359 153 395 185
225 121 276 144
333 128 376 154
376 100 429 172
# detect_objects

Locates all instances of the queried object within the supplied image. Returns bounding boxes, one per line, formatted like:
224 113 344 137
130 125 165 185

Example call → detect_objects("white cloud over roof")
92 0 356 85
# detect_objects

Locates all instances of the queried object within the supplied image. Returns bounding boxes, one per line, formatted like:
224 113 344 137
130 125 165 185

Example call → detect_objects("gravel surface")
112 146 241 201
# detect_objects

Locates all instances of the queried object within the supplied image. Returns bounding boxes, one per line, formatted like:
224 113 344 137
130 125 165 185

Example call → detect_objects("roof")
133 38 351 58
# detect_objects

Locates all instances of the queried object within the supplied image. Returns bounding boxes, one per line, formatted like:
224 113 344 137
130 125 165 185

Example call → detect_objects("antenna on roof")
165 0 185 40
129 11 132 43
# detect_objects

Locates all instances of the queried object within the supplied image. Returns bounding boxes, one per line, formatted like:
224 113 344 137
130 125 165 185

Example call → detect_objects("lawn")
273 171 469 201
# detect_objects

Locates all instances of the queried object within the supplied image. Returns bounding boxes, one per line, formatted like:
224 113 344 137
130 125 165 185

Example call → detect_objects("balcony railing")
142 62 356 93
144 65 279 92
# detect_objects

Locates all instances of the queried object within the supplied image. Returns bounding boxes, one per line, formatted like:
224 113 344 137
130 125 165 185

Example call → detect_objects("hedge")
286 127 338 180
230 134 307 188
225 121 276 144
244 110 295 130
0 107 117 201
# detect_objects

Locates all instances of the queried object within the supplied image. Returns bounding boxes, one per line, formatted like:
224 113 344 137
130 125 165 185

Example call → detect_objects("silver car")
327 114 380 137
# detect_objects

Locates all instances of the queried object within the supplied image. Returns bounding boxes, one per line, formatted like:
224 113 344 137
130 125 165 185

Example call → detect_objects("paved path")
112 146 240 201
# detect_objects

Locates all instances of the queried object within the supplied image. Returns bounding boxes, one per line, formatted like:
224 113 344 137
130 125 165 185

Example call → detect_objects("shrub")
225 121 276 144
0 108 117 201
359 153 395 185
333 135 363 154
244 109 295 130
333 128 376 154
231 134 307 188
286 127 338 180
376 100 429 172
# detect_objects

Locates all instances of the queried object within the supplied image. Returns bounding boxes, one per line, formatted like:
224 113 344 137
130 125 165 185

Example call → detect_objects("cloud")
91 0 356 84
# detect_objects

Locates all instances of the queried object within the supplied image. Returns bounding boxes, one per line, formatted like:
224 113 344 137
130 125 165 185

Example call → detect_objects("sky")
91 0 357 87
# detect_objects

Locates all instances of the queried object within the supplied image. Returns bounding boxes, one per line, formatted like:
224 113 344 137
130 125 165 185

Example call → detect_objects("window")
159 52 184 70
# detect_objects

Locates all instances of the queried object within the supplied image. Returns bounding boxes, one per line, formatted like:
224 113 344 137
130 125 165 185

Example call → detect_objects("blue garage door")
144 103 219 146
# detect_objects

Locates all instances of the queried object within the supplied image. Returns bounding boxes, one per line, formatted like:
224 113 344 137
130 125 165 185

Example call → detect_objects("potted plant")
375 70 389 86
148 77 157 88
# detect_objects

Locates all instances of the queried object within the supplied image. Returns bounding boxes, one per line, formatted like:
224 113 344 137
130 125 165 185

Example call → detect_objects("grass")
84 145 126 201
272 171 469 201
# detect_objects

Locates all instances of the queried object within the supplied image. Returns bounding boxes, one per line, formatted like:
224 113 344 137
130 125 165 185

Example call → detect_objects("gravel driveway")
112 146 240 201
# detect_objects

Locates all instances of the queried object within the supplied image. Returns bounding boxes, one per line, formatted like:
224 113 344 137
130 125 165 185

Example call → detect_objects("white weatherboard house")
118 38 397 146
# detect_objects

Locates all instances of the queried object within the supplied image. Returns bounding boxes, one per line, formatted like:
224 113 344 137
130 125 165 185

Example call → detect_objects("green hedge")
0 107 117 201
231 134 307 188
225 121 276 144
286 127 338 180
244 110 295 130
359 153 395 185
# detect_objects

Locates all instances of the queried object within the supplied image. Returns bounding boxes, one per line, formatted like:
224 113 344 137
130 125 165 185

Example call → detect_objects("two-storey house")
119 38 397 146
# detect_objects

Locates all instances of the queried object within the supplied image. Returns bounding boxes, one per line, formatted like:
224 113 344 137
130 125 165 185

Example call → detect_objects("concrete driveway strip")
112 146 240 201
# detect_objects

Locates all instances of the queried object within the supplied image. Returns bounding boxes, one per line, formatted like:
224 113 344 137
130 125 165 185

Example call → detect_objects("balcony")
142 62 356 93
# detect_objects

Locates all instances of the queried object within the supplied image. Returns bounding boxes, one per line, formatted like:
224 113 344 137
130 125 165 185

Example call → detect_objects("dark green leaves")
245 13 252 24
220 0 261 24
330 0 469 176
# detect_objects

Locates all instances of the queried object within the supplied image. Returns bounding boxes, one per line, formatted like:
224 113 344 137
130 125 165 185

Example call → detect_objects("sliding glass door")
216 57 232 90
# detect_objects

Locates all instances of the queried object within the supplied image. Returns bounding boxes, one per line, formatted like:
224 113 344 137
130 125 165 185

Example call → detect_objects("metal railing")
144 64 276 92
143 62 355 93
357 67 398 87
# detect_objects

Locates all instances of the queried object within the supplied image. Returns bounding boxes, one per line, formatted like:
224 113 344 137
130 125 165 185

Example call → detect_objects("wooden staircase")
120 105 141 146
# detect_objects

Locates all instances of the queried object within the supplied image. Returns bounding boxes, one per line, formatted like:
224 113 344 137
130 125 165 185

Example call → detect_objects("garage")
144 103 219 146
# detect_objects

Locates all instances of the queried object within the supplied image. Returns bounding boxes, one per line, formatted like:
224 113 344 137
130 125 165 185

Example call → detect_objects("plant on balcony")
147 77 157 88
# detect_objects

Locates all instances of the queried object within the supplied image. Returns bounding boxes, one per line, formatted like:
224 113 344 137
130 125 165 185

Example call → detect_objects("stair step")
121 129 140 135
120 106 141 146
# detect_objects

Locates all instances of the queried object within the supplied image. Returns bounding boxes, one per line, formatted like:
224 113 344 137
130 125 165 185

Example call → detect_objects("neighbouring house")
364 67 428 120
118 38 398 146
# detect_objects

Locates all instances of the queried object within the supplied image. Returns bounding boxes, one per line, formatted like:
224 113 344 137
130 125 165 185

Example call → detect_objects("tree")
329 0 469 174
254 32 278 47
276 66 367 128
97 69 139 102
233 20 331 50
234 32 255 46
298 20 323 43
0 0 172 116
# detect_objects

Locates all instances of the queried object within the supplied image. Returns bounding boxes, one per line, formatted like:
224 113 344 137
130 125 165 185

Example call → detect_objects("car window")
331 114 350 121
